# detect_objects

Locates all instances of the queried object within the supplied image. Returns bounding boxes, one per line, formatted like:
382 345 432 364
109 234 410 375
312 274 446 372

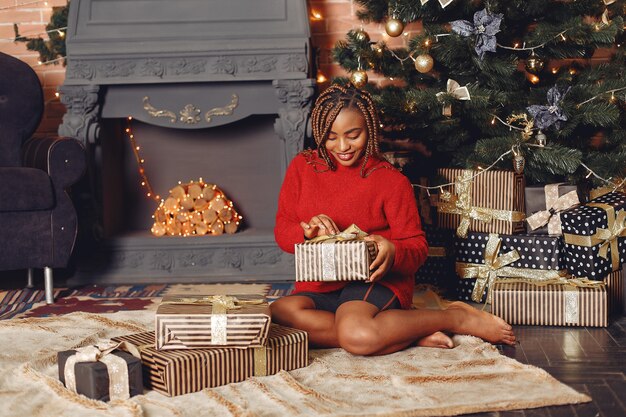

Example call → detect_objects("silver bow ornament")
420 0 454 8
436 79 471 116
526 184 580 235
63 340 133 401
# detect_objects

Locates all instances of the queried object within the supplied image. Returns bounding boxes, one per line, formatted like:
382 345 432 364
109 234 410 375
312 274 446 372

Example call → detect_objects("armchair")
0 52 86 303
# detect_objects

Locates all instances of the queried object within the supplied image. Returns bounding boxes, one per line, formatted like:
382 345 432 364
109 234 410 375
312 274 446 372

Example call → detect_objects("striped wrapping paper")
295 240 378 282
436 168 526 236
491 270 624 327
112 324 308 397
155 294 271 350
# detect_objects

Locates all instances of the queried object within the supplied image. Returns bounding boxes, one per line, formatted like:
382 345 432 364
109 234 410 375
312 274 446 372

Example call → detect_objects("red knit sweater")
274 151 428 309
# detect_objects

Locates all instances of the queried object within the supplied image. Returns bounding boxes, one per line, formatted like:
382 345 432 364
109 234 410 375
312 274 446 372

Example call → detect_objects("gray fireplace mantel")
60 0 315 283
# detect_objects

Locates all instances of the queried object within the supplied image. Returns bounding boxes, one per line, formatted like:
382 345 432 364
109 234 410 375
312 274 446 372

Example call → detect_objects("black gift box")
416 225 457 298
58 349 143 401
525 183 582 235
561 192 626 279
454 232 565 303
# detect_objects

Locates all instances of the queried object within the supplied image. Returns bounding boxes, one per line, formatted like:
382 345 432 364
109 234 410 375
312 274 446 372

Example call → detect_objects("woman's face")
325 107 368 168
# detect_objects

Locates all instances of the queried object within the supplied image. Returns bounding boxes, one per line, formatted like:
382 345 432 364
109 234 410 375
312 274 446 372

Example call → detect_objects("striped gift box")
295 240 378 282
436 168 526 236
155 294 271 350
491 270 624 327
112 324 308 397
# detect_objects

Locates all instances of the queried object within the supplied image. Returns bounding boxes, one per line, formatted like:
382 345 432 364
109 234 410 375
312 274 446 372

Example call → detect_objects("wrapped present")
415 225 457 298
112 324 308 397
295 224 378 282
561 191 626 279
435 168 526 238
455 233 567 305
525 183 581 235
491 270 624 327
58 340 143 401
155 294 271 350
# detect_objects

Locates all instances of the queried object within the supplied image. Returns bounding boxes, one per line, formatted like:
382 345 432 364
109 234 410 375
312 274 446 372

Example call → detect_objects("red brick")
42 69 65 86
592 47 616 60
46 101 66 118
4 10 45 24
312 33 348 49
36 117 63 136
43 86 60 101
0 40 35 55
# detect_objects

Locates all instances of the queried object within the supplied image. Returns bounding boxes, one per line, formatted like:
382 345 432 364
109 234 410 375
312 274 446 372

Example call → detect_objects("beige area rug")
0 310 590 417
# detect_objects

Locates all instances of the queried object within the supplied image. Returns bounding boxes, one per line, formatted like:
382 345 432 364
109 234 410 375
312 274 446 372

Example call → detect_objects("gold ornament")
385 18 404 37
525 52 545 75
414 54 434 73
535 130 547 147
512 147 525 174
354 28 370 43
350 70 368 88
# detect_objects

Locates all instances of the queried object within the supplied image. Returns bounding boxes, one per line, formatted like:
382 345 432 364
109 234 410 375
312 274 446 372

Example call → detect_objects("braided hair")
310 84 383 178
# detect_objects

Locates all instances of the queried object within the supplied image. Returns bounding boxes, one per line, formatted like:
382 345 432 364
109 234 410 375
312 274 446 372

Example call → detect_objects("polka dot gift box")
560 192 626 280
454 231 565 303
415 225 457 299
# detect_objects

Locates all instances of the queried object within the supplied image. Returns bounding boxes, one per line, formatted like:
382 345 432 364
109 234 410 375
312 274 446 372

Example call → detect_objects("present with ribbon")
455 232 567 305
560 191 626 279
435 79 471 117
435 168 526 238
415 225 457 298
112 324 308 396
58 340 143 401
491 269 623 327
525 183 583 235
295 224 378 282
155 294 271 350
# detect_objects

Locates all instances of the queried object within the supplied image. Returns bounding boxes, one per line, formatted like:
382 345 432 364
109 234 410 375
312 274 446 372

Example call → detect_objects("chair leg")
27 268 35 288
44 267 54 304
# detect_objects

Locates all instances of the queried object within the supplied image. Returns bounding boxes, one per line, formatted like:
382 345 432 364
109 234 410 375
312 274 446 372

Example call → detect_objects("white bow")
421 0 454 8
437 79 471 101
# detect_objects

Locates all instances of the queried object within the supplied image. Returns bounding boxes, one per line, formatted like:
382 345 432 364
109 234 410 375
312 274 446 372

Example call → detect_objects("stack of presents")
57 294 309 401
417 167 624 326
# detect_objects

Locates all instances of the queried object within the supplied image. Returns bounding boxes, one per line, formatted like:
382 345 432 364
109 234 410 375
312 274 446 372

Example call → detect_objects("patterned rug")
0 283 293 320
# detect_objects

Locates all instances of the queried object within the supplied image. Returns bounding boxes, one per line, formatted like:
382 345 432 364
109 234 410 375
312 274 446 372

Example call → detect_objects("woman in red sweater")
272 84 515 355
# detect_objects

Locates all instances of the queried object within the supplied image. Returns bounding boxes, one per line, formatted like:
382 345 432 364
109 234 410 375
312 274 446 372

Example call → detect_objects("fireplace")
59 0 314 283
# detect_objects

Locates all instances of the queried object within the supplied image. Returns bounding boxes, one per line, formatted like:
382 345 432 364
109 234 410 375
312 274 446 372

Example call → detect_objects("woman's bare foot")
447 301 516 346
416 331 454 349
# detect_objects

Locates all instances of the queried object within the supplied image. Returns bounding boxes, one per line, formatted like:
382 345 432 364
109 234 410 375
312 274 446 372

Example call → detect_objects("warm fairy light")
316 71 327 83
610 92 616 102
491 117 496 125
424 39 430 46
54 92 59 98
125 117 160 202
551 67 559 74
586 171 593 179
513 42 520 48
58 30 64 38
37 60 42 65
569 68 577 75
560 33 566 41
529 75 540 84
310 10 322 20
389 77 394 80
404 32 410 37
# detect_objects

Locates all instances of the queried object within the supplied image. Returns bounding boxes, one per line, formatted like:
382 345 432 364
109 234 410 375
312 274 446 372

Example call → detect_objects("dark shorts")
293 282 401 313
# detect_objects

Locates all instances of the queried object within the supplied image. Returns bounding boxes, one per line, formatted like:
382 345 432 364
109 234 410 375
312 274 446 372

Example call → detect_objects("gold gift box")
112 324 308 397
436 168 526 237
155 294 271 350
295 240 378 282
491 270 623 327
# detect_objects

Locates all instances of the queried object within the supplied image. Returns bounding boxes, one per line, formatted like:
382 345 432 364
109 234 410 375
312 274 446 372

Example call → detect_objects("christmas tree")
332 0 626 187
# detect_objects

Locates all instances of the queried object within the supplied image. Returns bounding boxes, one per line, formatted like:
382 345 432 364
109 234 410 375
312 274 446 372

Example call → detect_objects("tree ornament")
354 28 370 43
450 8 503 60
525 52 545 75
535 130 547 147
512 147 525 174
350 70 368 88
385 17 405 37
526 85 570 130
414 54 434 73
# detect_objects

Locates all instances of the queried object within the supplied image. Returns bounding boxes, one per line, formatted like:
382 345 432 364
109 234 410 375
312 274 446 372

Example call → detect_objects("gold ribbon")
428 246 447 257
64 340 133 401
436 79 471 116
436 171 526 238
456 233 567 307
526 184 579 235
253 347 268 377
563 203 626 271
161 295 266 345
306 224 368 243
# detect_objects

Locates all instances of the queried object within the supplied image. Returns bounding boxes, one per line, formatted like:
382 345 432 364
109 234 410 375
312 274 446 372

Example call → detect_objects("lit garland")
3 26 66 42
125 117 160 202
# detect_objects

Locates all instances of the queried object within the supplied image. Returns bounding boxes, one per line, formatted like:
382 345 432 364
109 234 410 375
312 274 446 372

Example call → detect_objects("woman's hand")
300 214 339 240
364 235 395 282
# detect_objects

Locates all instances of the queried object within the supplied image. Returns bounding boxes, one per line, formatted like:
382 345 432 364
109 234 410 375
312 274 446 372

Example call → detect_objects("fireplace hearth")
59 0 314 283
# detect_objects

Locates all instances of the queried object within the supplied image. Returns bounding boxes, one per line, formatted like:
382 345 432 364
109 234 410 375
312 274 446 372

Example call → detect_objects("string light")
310 10 323 20
125 117 161 202
316 71 327 83
497 30 569 51
33 56 66 66
2 26 67 42
576 86 626 108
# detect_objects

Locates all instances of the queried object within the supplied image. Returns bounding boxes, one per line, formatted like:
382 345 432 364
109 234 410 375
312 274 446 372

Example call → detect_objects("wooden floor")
465 315 626 417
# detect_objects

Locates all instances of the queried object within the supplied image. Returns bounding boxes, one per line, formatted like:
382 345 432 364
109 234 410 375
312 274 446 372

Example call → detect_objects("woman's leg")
335 300 516 356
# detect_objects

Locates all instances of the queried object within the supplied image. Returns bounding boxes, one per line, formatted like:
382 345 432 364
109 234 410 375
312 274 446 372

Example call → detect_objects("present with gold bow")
112 324 308 397
58 340 143 401
455 233 567 306
435 79 471 117
435 168 526 238
491 269 623 327
561 192 626 279
156 294 271 350
295 224 378 282
525 183 583 236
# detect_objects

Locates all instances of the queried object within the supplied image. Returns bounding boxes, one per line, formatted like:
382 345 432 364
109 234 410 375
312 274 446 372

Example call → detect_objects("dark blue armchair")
0 52 86 303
